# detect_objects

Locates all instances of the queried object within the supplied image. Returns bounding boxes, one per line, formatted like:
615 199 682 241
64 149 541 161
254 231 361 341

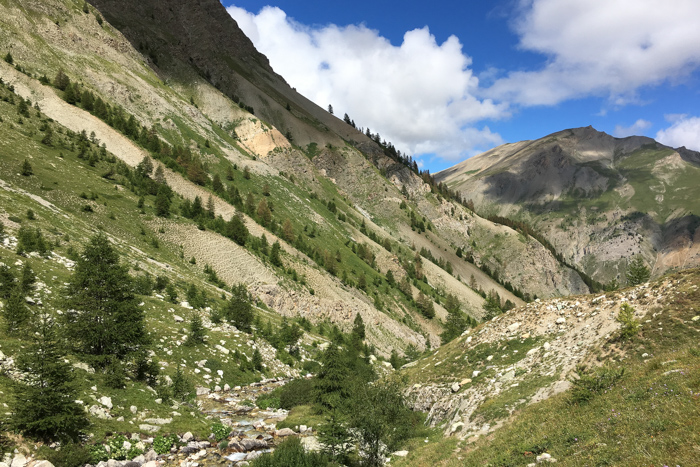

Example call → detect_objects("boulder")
10 456 27 467
275 428 296 437
451 382 460 393
99 396 113 409
139 424 161 433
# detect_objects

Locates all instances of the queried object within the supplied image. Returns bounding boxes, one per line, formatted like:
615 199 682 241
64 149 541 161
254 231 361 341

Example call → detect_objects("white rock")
174 315 184 323
543 342 551 351
451 382 461 393
99 396 113 409
486 355 494 361
10 454 27 467
507 322 521 333
130 405 137 414
472 370 481 378
215 345 230 355
139 424 161 433
392 451 409 457
556 317 566 325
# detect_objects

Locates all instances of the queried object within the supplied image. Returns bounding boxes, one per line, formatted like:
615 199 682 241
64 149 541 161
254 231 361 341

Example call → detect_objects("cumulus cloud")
613 119 652 137
655 115 700 150
487 0 700 106
226 5 506 162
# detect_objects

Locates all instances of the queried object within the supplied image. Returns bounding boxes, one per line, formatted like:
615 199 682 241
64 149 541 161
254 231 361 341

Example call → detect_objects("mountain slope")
437 126 700 285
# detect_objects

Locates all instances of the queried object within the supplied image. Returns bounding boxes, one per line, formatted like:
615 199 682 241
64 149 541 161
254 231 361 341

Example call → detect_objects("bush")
39 443 92 467
250 437 331 467
211 423 231 442
570 366 625 404
152 434 178 454
279 378 315 409
256 389 282 410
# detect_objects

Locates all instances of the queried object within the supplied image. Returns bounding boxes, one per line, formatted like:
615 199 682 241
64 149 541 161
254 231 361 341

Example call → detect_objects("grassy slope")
395 269 700 466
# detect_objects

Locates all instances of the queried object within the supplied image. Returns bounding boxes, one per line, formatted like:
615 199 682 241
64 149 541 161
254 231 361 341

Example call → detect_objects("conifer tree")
19 262 36 295
626 255 651 286
63 233 147 366
224 283 253 332
154 186 171 217
20 159 33 176
441 293 469 344
269 241 282 267
315 344 348 411
10 314 88 442
185 313 206 346
0 264 16 299
2 288 30 336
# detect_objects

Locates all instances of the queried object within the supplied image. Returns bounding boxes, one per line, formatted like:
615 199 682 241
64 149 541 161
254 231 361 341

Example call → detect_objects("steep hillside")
437 126 700 286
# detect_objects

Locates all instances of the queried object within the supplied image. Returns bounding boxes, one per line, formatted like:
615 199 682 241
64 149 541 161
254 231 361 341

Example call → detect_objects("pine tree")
154 186 171 217
269 241 282 267
224 213 248 246
252 348 264 371
441 293 469 344
20 159 33 176
2 288 30 336
626 255 651 286
315 344 348 411
10 314 88 442
19 262 36 295
63 233 147 366
224 283 253 333
0 264 16 299
185 313 206 346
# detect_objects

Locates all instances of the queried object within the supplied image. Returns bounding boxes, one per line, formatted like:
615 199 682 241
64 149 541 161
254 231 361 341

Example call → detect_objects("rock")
196 387 210 396
224 384 231 391
215 345 230 355
139 424 161 433
460 378 472 385
130 406 137 414
142 462 159 467
0 462 8 467
144 451 158 462
32 462 54 467
73 362 95 373
556 317 566 325
240 439 267 451
99 396 113 409
275 428 296 437
392 451 409 457
500 370 515 382
507 322 521 333
132 455 146 465
182 432 194 442
527 348 539 356
173 315 184 323
692 316 700 322
536 452 557 463
472 370 481 378
451 382 460 393
449 422 464 434
143 418 172 425
89 405 112 419
225 454 247 462
543 342 551 351
10 456 27 467
106 460 123 467
486 355 494 361
122 463 140 467
300 436 321 452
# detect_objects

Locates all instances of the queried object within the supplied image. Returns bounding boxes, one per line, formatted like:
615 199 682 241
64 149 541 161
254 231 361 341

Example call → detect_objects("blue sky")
223 0 700 173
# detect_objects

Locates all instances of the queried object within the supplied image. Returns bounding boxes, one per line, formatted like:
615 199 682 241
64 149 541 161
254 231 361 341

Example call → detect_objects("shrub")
250 437 331 467
570 365 625 404
279 378 315 409
211 423 231 442
257 390 282 410
152 434 178 454
39 443 92 467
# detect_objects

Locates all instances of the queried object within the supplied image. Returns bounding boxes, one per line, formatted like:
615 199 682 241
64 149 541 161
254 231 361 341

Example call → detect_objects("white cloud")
487 0 700 106
656 115 700 150
613 119 652 137
226 5 506 162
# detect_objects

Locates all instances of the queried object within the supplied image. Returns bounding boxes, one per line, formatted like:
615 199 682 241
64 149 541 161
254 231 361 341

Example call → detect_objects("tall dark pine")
63 233 147 366
11 314 88 442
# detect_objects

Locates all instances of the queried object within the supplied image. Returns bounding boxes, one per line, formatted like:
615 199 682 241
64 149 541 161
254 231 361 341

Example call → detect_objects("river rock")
10 455 27 467
275 428 295 437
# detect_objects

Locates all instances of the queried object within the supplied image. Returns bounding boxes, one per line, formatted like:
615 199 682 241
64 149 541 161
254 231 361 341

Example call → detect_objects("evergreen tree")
441 293 469 344
224 213 248 246
256 198 272 226
0 264 16 299
10 314 88 442
252 348 264 371
154 186 171 217
19 262 36 295
224 283 253 332
20 159 33 176
352 312 366 341
53 69 70 91
4 52 13 65
185 313 206 346
626 255 651 286
315 344 348 411
269 241 282 267
171 367 195 402
2 288 30 336
63 233 147 366
482 290 502 320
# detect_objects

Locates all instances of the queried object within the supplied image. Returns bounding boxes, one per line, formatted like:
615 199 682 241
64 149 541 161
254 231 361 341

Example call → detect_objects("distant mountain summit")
436 127 700 284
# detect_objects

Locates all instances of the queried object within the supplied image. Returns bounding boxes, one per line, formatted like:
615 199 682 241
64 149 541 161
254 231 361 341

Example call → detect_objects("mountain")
437 126 700 286
1 1 698 465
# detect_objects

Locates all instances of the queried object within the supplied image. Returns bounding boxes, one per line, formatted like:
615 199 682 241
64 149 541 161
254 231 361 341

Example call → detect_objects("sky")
223 0 700 173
